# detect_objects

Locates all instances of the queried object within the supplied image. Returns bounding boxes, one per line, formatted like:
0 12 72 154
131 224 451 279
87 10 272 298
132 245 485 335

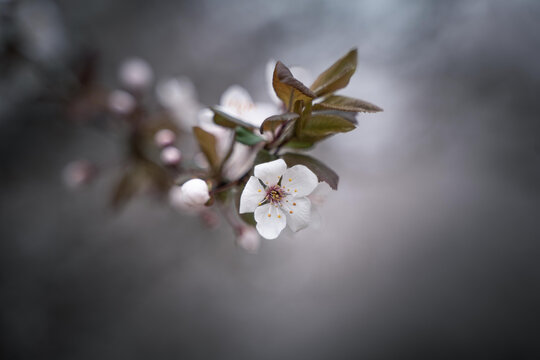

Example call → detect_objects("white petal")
254 204 286 240
239 176 266 214
220 85 254 116
281 197 311 232
243 102 280 127
254 159 287 186
308 181 333 206
281 165 318 197
265 59 282 106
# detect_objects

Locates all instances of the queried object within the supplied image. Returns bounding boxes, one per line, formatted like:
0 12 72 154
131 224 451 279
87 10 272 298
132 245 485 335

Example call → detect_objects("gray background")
2 0 540 359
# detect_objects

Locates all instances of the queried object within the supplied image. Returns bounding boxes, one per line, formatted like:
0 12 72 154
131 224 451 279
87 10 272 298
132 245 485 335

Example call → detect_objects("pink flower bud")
160 146 181 166
62 160 96 189
180 179 210 207
236 226 260 253
154 129 176 148
118 57 153 89
108 90 135 115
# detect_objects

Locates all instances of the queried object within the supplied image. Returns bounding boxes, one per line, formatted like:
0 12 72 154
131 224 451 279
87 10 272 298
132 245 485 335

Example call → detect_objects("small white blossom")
119 57 153 89
180 179 210 207
239 159 319 239
156 77 200 130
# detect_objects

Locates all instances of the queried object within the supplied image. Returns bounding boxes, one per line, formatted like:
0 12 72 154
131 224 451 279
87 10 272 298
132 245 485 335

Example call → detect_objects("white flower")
239 159 318 239
180 179 210 207
154 129 176 148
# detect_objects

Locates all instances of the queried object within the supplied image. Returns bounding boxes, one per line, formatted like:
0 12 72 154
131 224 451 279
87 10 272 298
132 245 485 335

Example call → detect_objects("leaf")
254 149 278 166
283 139 315 149
301 113 356 139
211 106 256 130
260 112 299 133
313 95 383 113
281 153 339 190
235 126 265 146
193 126 221 170
273 61 316 109
310 48 357 97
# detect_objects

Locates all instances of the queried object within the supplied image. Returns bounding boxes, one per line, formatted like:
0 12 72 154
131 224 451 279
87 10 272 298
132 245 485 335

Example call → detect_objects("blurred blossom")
198 81 281 181
61 160 96 189
15 0 67 63
160 146 182 166
154 128 176 148
156 77 201 130
308 181 333 229
107 90 136 115
180 179 210 207
118 57 153 90
200 210 220 229
236 226 261 253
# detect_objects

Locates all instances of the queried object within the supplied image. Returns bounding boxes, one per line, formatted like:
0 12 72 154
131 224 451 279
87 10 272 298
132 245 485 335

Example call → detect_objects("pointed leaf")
260 112 299 133
281 153 339 190
193 126 221 170
273 61 316 109
235 126 265 146
211 106 256 130
301 113 356 138
310 48 357 97
313 95 383 113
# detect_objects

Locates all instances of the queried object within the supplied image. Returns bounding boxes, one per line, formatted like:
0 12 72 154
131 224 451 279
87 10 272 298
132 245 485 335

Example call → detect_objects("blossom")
108 90 135 115
156 77 201 130
154 129 176 148
180 179 210 207
198 84 279 181
236 226 261 253
239 159 318 239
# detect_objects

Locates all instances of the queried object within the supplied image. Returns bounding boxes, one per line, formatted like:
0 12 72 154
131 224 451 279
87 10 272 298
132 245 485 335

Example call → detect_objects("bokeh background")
2 0 540 359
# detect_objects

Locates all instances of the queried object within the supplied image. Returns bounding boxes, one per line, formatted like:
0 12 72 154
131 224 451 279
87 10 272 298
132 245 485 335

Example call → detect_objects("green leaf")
260 112 299 133
193 126 221 170
313 95 383 113
310 48 357 97
235 126 265 146
273 61 316 110
283 139 315 149
211 106 256 130
281 153 339 190
301 113 356 138
254 149 278 166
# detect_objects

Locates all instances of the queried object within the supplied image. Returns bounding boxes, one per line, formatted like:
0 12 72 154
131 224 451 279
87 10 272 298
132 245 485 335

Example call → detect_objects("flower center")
265 185 286 205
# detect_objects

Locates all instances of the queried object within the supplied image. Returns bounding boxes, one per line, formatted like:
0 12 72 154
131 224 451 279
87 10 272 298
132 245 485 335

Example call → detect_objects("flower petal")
281 165 318 197
254 159 287 186
254 204 286 239
220 85 254 116
239 176 266 214
281 197 311 232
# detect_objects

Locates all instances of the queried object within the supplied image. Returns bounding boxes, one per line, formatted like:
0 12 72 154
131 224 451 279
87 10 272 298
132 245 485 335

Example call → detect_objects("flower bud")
154 129 176 148
180 179 210 207
236 226 261 253
160 146 182 166
108 90 135 115
62 160 96 189
119 57 153 89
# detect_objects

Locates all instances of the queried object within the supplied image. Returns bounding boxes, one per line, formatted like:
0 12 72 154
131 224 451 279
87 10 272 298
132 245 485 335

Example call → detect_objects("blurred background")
2 0 540 359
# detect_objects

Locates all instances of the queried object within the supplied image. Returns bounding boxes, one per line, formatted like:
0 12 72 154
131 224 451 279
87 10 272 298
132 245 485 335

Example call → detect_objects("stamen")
289 210 293 214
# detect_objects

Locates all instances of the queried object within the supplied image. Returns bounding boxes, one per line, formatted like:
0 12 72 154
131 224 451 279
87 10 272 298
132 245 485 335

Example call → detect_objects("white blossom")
236 226 261 253
156 77 201 130
180 179 210 207
154 129 176 148
239 159 319 239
